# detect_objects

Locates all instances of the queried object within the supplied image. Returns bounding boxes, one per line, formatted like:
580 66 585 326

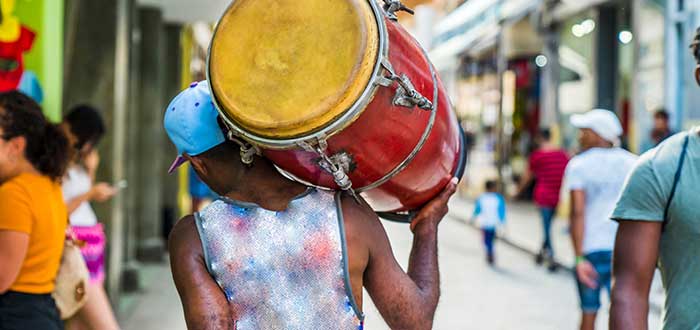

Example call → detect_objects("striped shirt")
529 149 569 208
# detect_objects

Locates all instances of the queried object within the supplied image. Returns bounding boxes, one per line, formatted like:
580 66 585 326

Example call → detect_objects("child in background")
472 180 506 265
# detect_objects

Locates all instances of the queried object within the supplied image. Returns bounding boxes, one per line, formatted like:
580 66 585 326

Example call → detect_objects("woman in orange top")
0 92 71 330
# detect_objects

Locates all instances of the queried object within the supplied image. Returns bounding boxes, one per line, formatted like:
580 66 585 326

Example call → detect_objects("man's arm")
609 221 661 330
515 166 533 198
169 215 233 330
570 189 585 257
360 180 457 330
570 189 598 289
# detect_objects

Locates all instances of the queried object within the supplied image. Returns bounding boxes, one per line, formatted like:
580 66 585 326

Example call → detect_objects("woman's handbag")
52 229 89 320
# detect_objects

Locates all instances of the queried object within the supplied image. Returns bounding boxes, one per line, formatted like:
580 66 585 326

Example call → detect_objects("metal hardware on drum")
356 55 440 194
379 59 433 111
298 138 361 203
382 0 415 21
227 129 259 165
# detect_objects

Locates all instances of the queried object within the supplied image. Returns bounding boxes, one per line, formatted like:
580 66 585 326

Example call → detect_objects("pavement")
118 196 663 329
448 196 666 315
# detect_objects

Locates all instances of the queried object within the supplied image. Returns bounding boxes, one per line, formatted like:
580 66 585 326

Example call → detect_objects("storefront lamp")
535 55 548 67
619 30 633 44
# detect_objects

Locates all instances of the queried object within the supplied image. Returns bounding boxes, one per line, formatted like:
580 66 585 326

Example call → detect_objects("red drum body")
265 22 460 212
208 0 463 213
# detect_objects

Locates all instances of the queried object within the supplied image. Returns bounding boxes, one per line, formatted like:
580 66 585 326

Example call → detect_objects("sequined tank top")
195 189 364 330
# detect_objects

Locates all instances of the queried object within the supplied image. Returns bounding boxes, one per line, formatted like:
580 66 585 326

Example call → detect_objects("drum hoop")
206 0 390 150
356 46 439 193
272 45 440 195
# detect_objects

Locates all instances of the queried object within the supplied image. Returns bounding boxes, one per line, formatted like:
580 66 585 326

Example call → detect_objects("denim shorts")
575 251 612 313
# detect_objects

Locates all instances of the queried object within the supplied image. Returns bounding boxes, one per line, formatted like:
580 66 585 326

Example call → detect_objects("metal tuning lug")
298 138 357 195
380 59 434 111
382 0 415 21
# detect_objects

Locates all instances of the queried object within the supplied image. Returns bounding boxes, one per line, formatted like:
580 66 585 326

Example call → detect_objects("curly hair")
0 92 71 181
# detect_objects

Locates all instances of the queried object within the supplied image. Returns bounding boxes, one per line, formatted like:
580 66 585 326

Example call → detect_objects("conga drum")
207 0 465 216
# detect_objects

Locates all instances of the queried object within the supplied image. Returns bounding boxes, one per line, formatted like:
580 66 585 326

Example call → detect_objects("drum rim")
270 53 439 197
356 53 439 193
206 0 389 150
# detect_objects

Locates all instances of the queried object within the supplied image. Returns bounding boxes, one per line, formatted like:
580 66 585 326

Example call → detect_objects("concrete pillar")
122 3 142 293
162 24 183 240
539 26 561 133
62 0 131 303
596 5 619 111
135 7 166 262
109 0 132 303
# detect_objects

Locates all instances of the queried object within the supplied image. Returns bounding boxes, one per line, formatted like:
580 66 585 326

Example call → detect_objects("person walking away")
60 105 120 330
0 91 71 330
472 180 506 265
641 109 675 152
165 82 457 329
515 128 569 270
563 109 637 330
609 27 700 330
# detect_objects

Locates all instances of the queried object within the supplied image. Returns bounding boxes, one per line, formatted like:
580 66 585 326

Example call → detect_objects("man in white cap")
563 109 637 330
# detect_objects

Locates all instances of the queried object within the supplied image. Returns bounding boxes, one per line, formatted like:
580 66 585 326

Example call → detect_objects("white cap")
570 109 623 144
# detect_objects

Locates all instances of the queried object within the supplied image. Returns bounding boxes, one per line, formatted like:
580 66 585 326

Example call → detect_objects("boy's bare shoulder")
168 215 202 259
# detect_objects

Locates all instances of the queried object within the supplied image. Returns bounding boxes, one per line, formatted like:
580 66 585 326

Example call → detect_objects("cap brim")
167 156 187 174
570 114 591 129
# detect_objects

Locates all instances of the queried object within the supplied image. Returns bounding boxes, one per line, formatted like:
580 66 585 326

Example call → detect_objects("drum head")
209 0 379 139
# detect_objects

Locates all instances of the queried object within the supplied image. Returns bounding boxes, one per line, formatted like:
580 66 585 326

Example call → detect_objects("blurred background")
10 0 700 328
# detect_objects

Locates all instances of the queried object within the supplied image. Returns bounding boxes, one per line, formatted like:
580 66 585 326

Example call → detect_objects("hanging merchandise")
0 0 35 92
18 70 42 103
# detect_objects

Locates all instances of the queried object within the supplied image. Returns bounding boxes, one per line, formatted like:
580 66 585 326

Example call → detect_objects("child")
472 180 506 265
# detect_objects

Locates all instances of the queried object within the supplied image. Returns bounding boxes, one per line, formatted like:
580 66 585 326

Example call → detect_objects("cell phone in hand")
115 180 128 190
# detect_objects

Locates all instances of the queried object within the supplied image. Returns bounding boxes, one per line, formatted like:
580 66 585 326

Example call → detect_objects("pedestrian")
641 109 675 152
164 82 457 329
60 105 120 330
515 128 569 270
0 91 71 330
609 27 700 330
563 109 637 330
472 180 506 265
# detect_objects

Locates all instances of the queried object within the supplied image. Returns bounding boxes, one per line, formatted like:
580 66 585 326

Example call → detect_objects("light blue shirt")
473 192 506 229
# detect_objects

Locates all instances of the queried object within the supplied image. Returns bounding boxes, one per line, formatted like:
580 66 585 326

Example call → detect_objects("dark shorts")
575 251 612 313
0 291 63 330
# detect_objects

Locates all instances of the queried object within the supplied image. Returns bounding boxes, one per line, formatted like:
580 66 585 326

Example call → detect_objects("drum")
208 0 465 214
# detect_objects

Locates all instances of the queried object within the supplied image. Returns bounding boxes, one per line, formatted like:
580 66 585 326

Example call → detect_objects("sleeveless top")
195 188 364 330
62 166 99 227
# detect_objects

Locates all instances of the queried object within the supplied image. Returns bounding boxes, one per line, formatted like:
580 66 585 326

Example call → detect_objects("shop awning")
429 0 541 69
545 0 608 24
138 0 230 23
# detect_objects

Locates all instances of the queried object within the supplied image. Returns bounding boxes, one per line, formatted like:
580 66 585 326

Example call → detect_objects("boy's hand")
410 178 459 233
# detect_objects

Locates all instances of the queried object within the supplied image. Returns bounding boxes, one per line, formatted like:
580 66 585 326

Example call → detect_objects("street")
120 198 661 330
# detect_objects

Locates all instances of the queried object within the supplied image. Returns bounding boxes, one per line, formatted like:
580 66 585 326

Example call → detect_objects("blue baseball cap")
164 81 226 174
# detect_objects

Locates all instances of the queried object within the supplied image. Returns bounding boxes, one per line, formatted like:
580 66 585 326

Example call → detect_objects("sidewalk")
118 261 186 330
449 195 665 314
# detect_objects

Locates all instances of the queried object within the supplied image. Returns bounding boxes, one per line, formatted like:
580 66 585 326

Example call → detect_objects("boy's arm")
169 216 234 330
472 197 481 218
498 194 506 224
360 180 457 330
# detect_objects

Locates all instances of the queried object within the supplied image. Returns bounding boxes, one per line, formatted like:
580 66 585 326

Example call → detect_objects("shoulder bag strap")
663 132 690 229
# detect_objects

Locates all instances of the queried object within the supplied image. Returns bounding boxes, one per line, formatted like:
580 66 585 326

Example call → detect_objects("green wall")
15 0 64 121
